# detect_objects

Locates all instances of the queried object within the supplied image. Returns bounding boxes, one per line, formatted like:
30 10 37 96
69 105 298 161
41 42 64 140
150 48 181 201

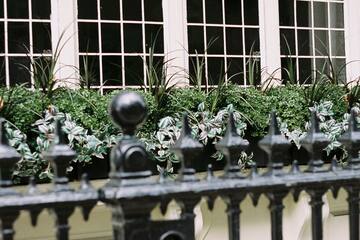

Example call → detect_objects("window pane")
314 30 329 56
145 24 163 53
298 29 312 56
331 31 345 56
206 27 224 54
205 0 222 24
227 57 244 85
102 56 122 86
146 56 163 86
331 58 346 83
225 0 242 25
315 58 328 74
7 0 28 19
279 0 294 26
189 56 206 85
245 28 259 54
187 0 203 23
0 57 4 86
313 1 328 28
123 24 143 53
226 28 243 55
207 57 225 84
0 22 4 53
9 57 30 86
245 57 261 85
330 3 344 28
280 29 295 55
78 0 97 19
125 56 143 85
296 1 311 27
298 58 312 84
101 23 121 53
0 0 3 19
244 0 259 25
8 22 29 53
33 23 51 53
281 57 297 84
78 23 99 52
79 55 100 86
32 0 51 19
100 0 120 20
144 0 163 22
188 26 204 54
123 0 142 21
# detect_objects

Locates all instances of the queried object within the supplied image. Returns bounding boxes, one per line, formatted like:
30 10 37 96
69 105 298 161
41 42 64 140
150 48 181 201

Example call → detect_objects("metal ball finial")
110 92 148 135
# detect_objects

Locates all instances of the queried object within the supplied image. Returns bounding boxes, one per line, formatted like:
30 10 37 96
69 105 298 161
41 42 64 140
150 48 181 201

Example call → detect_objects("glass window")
187 0 260 87
77 0 164 91
279 0 346 83
0 0 52 87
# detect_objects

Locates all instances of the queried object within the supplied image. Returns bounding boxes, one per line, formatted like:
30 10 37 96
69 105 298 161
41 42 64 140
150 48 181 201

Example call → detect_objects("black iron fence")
0 91 359 240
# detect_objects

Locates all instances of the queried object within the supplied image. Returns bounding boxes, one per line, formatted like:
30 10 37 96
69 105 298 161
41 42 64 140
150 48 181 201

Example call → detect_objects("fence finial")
110 91 147 135
302 111 329 173
339 108 360 170
259 111 290 176
216 112 248 178
172 113 203 182
43 120 76 189
109 92 151 185
0 118 21 188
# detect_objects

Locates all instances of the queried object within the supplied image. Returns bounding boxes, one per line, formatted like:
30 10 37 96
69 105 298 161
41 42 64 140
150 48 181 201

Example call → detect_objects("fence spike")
250 162 258 179
0 118 21 189
206 164 215 181
259 111 291 176
290 160 300 174
42 120 76 190
302 111 329 173
216 112 248 178
339 108 360 170
172 114 203 182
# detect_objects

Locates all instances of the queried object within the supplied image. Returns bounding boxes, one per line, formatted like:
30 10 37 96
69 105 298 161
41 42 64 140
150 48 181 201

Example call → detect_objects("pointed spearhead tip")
0 118 8 145
55 120 66 144
182 113 192 136
269 111 281 135
310 110 320 133
349 108 359 132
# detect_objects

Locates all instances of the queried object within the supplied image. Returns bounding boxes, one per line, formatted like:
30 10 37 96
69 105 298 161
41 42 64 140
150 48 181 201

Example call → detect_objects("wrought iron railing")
0 91 359 240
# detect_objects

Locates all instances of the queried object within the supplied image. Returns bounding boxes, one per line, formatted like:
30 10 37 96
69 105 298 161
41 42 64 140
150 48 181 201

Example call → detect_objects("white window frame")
51 0 79 87
344 0 360 83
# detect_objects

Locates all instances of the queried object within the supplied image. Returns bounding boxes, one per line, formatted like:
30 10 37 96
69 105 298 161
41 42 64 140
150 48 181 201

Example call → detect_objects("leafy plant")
145 103 248 170
279 101 351 162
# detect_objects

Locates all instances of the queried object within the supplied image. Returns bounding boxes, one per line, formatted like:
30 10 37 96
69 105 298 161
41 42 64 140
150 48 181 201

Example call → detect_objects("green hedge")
1 83 350 152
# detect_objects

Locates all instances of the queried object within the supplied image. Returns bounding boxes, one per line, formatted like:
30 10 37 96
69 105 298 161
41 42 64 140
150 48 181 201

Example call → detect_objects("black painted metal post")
52 207 74 240
0 119 21 240
259 112 290 240
339 109 360 240
223 195 245 240
307 189 326 240
43 120 76 240
106 92 155 240
267 192 287 240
